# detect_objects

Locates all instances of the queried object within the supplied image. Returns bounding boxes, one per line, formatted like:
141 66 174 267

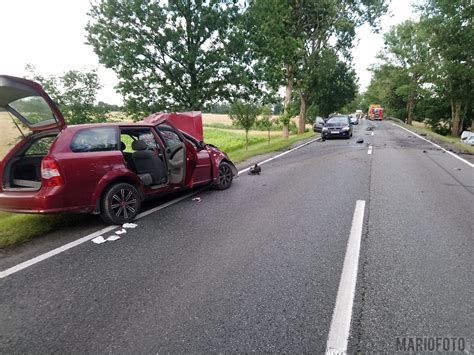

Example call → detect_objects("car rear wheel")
214 162 233 190
101 183 141 224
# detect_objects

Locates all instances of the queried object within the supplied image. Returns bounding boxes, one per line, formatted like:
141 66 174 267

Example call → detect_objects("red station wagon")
0 75 237 224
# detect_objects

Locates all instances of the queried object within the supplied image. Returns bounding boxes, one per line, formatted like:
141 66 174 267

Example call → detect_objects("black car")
321 115 353 139
349 115 359 125
313 116 325 132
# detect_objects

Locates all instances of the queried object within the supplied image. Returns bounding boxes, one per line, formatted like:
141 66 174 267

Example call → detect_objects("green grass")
204 128 316 163
393 120 474 154
0 128 316 248
0 212 89 248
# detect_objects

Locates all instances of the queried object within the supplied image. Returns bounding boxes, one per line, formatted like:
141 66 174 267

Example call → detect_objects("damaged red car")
0 75 237 224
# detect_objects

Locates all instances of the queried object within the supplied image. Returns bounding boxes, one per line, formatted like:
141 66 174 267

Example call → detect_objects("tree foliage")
25 65 108 125
256 106 275 143
87 0 253 119
229 101 259 150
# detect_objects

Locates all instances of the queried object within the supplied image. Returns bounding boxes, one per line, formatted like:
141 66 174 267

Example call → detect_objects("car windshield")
326 116 348 125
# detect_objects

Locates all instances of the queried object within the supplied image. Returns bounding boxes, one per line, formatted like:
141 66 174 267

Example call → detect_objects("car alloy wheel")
101 183 141 224
215 162 233 190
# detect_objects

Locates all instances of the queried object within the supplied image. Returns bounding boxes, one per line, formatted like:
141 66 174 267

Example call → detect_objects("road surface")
1 119 472 353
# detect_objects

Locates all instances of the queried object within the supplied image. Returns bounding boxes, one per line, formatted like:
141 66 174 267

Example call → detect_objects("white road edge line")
392 123 474 168
1 136 320 279
0 189 202 279
367 146 373 155
326 200 366 355
238 137 321 175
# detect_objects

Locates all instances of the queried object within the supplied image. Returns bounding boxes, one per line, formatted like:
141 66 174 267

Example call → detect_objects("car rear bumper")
0 187 91 214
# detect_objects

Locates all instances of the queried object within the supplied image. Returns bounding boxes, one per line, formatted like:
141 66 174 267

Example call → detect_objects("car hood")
144 111 204 141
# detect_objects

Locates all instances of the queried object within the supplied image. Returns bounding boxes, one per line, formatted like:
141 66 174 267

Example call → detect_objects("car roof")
63 122 156 131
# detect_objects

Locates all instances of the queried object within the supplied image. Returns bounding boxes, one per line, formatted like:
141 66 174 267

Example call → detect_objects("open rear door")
0 75 66 133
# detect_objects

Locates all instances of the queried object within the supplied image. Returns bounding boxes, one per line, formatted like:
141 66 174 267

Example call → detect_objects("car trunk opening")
1 132 59 192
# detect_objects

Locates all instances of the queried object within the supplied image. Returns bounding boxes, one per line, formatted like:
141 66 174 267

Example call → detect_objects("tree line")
85 0 388 137
361 0 473 136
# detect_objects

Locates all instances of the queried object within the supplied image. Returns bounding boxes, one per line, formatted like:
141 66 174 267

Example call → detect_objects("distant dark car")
313 116 325 132
322 115 352 139
349 115 359 125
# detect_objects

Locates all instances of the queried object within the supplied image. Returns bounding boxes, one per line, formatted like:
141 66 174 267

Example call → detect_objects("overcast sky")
0 0 419 105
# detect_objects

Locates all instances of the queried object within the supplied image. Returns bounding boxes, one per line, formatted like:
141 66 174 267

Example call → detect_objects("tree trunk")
245 130 249 150
282 64 293 139
268 130 271 144
406 91 415 125
298 90 306 134
451 99 462 136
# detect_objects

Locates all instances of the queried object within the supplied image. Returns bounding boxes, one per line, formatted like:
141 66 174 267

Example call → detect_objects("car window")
120 130 160 152
71 127 117 153
24 136 57 156
8 95 55 126
327 116 349 124
156 125 182 147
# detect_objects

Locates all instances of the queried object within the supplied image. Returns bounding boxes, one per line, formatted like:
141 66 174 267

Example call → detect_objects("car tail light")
41 156 64 187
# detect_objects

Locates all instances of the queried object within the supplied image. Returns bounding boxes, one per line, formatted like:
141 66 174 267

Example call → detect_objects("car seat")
131 140 167 186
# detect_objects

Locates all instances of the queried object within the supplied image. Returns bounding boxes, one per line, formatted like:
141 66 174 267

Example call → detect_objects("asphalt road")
1 119 472 353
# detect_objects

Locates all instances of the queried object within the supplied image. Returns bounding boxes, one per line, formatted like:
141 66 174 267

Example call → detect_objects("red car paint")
0 75 237 223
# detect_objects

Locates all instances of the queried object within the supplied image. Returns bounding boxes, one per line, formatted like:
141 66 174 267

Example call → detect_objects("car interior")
120 128 169 188
2 133 58 191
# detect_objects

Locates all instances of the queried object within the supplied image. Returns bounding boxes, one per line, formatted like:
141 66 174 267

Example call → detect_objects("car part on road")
101 183 141 224
248 163 262 175
356 139 364 144
214 162 233 190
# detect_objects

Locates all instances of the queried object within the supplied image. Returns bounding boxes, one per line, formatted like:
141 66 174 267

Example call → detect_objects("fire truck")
368 104 384 121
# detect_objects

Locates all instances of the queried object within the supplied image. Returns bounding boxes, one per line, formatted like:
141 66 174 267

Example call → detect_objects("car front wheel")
214 162 233 190
101 183 141 224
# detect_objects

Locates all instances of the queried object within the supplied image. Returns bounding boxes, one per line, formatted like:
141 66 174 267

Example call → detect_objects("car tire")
101 183 141 225
214 162 233 190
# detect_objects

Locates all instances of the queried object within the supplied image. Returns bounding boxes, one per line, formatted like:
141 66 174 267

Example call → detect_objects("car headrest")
132 140 148 151
120 141 126 151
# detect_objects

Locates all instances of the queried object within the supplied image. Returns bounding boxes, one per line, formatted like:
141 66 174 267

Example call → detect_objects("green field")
0 128 316 248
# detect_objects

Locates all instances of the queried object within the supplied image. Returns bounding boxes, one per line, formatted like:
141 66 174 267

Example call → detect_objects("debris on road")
192 197 202 202
419 133 427 136
115 229 127 235
123 223 138 229
423 150 427 153
366 126 374 131
92 236 106 244
249 163 262 175
106 235 121 241
356 139 364 144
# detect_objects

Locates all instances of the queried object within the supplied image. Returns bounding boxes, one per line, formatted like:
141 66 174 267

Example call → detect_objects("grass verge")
391 119 474 154
0 212 89 248
0 128 316 248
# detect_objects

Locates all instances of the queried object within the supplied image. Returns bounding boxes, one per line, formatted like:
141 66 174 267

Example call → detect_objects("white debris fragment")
123 223 138 229
115 229 127 235
92 236 106 244
106 235 121 241
192 197 202 202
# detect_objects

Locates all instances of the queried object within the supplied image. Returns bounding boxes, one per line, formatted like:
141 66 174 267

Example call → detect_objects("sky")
0 0 419 105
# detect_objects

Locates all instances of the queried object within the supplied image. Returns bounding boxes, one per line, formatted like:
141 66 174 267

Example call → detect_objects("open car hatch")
0 75 66 133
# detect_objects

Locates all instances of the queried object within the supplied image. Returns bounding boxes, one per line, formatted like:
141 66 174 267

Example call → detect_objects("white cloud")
352 0 421 92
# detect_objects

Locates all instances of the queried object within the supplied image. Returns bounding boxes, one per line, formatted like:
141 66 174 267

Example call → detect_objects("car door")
155 122 196 186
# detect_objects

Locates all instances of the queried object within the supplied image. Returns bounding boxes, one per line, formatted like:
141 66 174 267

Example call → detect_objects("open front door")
155 122 188 185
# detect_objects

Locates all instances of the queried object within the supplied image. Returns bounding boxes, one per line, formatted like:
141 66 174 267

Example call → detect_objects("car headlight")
342 126 350 131
322 127 328 131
